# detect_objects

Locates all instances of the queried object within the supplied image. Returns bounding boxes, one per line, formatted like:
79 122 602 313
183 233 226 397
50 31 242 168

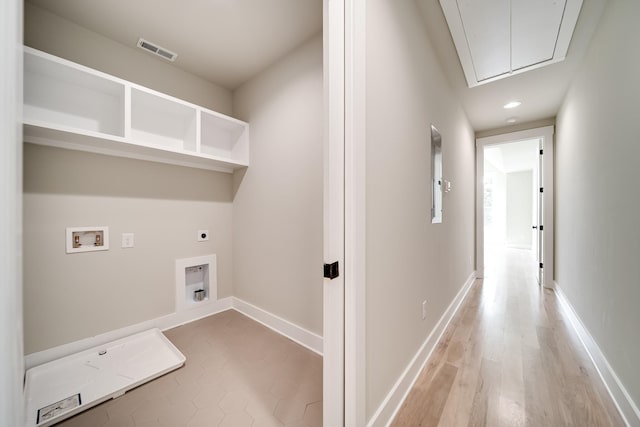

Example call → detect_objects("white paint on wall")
506 170 533 249
483 140 538 253
232 35 324 336
555 0 640 420
484 159 506 250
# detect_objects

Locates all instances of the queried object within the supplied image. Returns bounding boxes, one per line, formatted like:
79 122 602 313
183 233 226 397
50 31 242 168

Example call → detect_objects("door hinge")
539 262 544 269
324 261 339 280
539 225 544 231
540 149 544 155
540 187 544 193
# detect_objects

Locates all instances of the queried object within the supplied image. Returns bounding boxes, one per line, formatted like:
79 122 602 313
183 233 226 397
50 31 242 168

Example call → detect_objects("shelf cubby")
200 110 249 166
130 89 197 152
23 47 249 173
24 52 125 138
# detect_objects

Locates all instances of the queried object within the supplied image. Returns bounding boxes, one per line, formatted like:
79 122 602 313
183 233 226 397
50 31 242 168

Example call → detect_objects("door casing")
323 0 345 424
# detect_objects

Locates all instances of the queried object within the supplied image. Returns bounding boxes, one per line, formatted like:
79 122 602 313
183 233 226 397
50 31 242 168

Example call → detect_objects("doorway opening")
476 126 554 288
483 139 539 277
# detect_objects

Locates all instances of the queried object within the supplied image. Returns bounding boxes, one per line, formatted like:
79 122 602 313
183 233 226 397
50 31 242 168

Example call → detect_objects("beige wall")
22 5 323 353
365 0 475 418
23 145 233 353
556 0 640 409
24 2 232 115
22 2 240 354
232 35 323 335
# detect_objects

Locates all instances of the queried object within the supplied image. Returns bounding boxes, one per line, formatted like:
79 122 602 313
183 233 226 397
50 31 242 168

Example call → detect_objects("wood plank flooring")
392 248 625 427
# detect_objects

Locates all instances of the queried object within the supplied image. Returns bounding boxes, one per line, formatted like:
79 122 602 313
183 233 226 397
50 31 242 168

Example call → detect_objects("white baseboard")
506 243 532 250
24 296 325 371
25 297 234 370
554 282 640 427
232 297 323 355
367 271 477 427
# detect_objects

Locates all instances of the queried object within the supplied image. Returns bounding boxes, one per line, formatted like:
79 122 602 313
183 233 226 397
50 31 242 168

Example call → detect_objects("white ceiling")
417 0 608 131
27 0 323 90
27 0 607 132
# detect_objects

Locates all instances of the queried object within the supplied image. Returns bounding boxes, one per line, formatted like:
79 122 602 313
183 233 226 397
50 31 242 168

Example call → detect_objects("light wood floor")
392 248 625 427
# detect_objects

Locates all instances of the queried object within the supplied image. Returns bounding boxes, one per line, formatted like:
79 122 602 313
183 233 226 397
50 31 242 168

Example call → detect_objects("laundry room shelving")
23 46 249 173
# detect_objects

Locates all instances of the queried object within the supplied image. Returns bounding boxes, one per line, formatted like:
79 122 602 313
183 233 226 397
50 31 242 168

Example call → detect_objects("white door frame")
324 0 367 424
476 126 555 288
0 0 24 426
323 0 345 424
344 0 366 425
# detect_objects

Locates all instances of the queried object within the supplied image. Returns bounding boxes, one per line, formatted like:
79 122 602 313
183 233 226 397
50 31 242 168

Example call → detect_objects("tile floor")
55 310 323 427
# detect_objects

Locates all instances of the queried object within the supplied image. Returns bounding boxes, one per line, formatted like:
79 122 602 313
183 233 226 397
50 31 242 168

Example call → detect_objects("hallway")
393 248 625 426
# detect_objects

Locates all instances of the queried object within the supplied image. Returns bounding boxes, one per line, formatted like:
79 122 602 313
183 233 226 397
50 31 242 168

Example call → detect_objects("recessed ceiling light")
506 117 518 123
503 101 522 109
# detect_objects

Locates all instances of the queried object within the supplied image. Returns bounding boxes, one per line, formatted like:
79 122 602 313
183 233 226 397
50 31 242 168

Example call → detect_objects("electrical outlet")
422 300 427 320
197 230 209 242
121 233 135 248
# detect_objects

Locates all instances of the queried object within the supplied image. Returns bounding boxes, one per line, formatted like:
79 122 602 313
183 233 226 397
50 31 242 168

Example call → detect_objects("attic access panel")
440 0 583 87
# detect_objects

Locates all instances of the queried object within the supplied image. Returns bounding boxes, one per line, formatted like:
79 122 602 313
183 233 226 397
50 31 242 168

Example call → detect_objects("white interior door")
537 139 544 284
540 130 554 289
323 0 345 424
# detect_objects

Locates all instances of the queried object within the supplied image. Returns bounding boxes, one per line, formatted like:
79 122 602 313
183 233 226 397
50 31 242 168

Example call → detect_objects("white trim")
25 297 233 370
1 1 24 426
367 272 477 427
323 0 346 424
232 298 323 355
344 0 367 424
477 126 554 146
506 244 533 250
476 125 554 287
555 283 640 427
25 297 326 374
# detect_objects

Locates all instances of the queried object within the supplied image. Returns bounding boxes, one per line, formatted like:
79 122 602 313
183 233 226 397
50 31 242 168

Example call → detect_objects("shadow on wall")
23 143 234 203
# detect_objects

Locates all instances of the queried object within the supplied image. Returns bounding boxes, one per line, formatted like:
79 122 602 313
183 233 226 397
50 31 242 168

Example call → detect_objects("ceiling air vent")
136 38 178 62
